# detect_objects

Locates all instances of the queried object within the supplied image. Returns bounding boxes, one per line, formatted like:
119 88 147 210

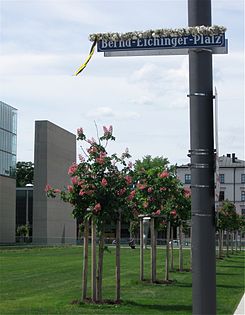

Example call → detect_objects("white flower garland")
89 25 226 42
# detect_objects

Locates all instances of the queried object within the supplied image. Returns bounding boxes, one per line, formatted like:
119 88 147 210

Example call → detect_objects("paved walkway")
233 293 244 315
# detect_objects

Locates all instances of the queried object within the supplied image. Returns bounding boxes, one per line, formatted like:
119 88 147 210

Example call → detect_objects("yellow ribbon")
74 40 97 76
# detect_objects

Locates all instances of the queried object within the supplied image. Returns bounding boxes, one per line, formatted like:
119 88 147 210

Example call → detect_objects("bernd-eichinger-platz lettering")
98 34 225 52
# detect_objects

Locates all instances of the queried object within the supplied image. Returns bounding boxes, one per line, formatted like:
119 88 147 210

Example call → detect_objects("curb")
233 292 245 315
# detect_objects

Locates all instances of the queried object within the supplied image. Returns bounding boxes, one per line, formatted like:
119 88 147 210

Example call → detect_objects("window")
241 191 245 202
242 209 245 216
219 191 225 201
185 174 191 184
241 174 245 184
219 174 225 184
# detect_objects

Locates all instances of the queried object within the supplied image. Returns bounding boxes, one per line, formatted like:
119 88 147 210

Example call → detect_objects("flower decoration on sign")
89 25 226 42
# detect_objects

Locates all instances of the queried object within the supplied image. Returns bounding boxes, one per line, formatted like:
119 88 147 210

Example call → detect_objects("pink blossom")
94 203 101 213
87 137 96 145
184 187 191 198
67 185 73 192
87 146 97 154
71 176 79 185
170 210 177 216
117 187 126 196
45 184 52 192
54 189 61 193
103 125 113 137
103 126 108 134
101 178 108 187
128 190 136 201
77 128 84 136
152 210 161 215
137 183 146 190
100 152 107 158
148 187 153 193
96 157 105 165
125 175 132 185
78 154 85 162
160 187 167 191
78 180 85 186
159 171 169 178
79 190 86 196
68 163 78 175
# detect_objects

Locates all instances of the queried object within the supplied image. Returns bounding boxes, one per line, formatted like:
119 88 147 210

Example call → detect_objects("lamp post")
188 0 216 314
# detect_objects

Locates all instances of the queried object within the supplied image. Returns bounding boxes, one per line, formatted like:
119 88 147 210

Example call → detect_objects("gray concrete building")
177 153 245 216
32 121 76 244
0 101 17 243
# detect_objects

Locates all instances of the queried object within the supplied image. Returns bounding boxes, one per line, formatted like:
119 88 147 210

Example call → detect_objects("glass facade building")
0 101 17 177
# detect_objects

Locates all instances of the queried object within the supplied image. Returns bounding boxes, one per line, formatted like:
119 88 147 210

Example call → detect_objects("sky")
0 0 244 166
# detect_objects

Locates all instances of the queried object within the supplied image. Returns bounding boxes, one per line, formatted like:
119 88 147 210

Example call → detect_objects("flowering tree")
132 158 190 282
217 200 237 257
46 125 133 303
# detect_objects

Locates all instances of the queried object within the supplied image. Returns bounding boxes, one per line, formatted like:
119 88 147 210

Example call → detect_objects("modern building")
32 120 77 244
177 153 245 216
0 101 17 243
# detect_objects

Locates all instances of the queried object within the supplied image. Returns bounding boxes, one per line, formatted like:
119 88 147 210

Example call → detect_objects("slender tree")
46 125 133 303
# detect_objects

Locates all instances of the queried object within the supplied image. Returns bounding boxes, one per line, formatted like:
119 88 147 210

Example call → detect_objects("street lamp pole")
188 0 216 314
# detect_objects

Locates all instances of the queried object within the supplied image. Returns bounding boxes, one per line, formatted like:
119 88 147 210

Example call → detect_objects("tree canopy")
16 161 34 187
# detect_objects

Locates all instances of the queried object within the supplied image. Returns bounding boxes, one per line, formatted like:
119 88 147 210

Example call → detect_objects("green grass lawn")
0 246 244 315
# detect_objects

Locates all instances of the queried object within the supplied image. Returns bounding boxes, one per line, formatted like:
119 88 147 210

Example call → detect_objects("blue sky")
0 0 244 165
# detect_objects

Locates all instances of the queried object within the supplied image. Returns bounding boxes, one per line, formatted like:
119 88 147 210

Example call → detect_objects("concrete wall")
33 121 76 244
0 175 16 243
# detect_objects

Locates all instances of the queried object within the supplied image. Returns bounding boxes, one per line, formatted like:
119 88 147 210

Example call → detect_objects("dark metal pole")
188 0 216 314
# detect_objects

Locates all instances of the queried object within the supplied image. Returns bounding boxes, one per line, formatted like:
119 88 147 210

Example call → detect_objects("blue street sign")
97 34 226 52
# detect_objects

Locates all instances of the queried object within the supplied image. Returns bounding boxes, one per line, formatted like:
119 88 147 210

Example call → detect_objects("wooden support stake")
96 226 105 303
82 220 89 301
179 223 183 272
170 226 174 271
165 220 170 281
91 218 97 302
151 217 156 283
140 218 144 281
116 213 121 302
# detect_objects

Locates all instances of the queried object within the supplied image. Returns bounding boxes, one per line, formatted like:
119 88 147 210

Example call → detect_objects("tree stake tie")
74 39 97 76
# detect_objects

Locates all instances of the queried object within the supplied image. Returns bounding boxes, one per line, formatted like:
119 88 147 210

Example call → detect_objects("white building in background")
177 153 245 216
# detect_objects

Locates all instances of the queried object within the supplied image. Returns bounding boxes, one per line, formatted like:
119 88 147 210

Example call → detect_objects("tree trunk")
165 220 171 281
221 230 224 256
235 231 238 252
239 231 242 251
91 218 97 302
140 218 144 281
231 231 234 254
151 217 156 283
179 223 183 272
226 230 229 257
218 229 222 259
96 224 105 303
115 214 121 302
82 220 89 301
170 226 174 271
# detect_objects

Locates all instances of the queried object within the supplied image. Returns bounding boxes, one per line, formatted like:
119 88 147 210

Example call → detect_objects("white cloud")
86 106 140 120
0 0 244 165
